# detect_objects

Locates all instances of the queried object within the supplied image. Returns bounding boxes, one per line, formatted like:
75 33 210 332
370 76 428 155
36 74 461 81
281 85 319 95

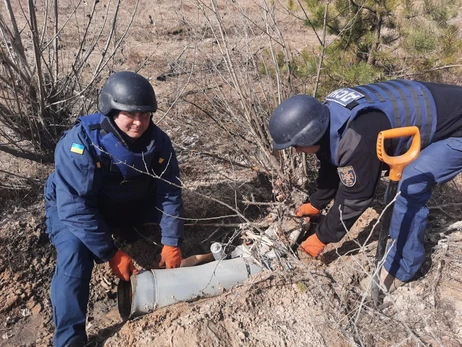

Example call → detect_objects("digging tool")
371 126 421 306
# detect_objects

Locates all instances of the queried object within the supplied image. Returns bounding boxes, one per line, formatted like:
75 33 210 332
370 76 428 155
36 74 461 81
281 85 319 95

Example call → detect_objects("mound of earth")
1 153 461 347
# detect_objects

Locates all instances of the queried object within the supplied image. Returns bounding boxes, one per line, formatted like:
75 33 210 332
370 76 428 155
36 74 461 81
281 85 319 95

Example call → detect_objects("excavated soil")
1 145 462 347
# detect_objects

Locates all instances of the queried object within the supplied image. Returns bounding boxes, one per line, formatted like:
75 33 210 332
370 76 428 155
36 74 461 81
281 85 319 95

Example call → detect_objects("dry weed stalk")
0 0 139 159
93 144 263 231
158 0 328 199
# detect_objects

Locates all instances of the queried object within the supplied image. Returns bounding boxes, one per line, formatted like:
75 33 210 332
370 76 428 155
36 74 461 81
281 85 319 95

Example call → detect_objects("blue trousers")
46 206 94 347
45 203 160 347
385 137 462 281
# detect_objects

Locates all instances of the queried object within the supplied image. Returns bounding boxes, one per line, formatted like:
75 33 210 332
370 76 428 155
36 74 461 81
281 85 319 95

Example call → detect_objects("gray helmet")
98 71 158 116
269 94 329 150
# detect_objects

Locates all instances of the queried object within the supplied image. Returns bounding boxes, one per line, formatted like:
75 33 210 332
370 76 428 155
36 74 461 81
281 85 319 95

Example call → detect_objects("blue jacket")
44 113 184 262
311 80 441 243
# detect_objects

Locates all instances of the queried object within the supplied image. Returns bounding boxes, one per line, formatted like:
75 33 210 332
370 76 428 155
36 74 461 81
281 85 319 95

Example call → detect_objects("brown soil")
1 1 462 347
1 168 462 347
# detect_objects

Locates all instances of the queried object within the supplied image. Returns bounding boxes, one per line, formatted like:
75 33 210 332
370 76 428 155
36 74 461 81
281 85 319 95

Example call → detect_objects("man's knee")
398 164 435 202
55 235 94 280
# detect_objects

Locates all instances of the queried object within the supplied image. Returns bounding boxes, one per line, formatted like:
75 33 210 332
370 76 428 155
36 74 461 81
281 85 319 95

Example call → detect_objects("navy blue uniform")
309 80 462 281
44 113 184 346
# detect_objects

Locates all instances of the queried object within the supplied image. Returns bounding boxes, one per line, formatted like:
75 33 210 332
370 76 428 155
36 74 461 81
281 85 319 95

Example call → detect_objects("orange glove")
296 203 320 218
158 245 182 269
108 250 139 281
300 234 326 257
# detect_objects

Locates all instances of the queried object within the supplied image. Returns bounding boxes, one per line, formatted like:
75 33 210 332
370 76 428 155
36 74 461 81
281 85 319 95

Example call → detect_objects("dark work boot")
64 336 86 347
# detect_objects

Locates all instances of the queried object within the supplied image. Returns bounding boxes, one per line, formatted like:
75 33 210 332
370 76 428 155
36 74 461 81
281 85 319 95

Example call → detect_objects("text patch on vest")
337 165 357 187
325 88 365 107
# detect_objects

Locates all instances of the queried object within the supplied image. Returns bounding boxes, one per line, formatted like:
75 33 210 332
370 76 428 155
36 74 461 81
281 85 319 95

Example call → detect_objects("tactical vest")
77 113 161 222
78 113 160 177
324 79 437 165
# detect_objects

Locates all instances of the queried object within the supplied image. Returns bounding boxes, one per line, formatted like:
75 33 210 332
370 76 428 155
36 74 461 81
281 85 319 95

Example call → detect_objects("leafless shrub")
0 0 140 161
152 0 325 202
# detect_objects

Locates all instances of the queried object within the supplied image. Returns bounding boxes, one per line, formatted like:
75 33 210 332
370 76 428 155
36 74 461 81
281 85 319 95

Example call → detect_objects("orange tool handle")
376 126 421 181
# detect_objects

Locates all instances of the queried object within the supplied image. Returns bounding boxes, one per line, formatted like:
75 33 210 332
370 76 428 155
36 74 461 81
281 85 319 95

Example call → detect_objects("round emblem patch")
337 165 357 187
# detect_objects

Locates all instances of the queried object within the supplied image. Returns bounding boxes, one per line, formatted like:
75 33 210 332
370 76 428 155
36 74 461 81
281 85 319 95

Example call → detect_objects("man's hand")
296 203 320 218
300 234 326 257
159 245 182 269
109 250 139 281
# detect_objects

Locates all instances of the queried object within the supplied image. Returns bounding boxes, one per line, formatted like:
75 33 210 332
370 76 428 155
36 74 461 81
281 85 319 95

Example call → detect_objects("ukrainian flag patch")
70 143 85 155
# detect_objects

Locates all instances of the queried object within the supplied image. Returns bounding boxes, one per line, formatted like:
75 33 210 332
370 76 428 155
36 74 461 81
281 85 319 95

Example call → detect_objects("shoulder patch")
70 143 85 155
337 165 357 187
325 88 365 106
158 157 164 164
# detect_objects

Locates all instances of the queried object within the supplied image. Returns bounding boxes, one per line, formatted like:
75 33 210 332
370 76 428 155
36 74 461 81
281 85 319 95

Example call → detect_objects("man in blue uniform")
269 80 462 292
44 71 184 346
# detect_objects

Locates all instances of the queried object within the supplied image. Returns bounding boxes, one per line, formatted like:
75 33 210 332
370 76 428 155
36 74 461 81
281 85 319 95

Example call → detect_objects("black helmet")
98 71 158 116
269 94 329 150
